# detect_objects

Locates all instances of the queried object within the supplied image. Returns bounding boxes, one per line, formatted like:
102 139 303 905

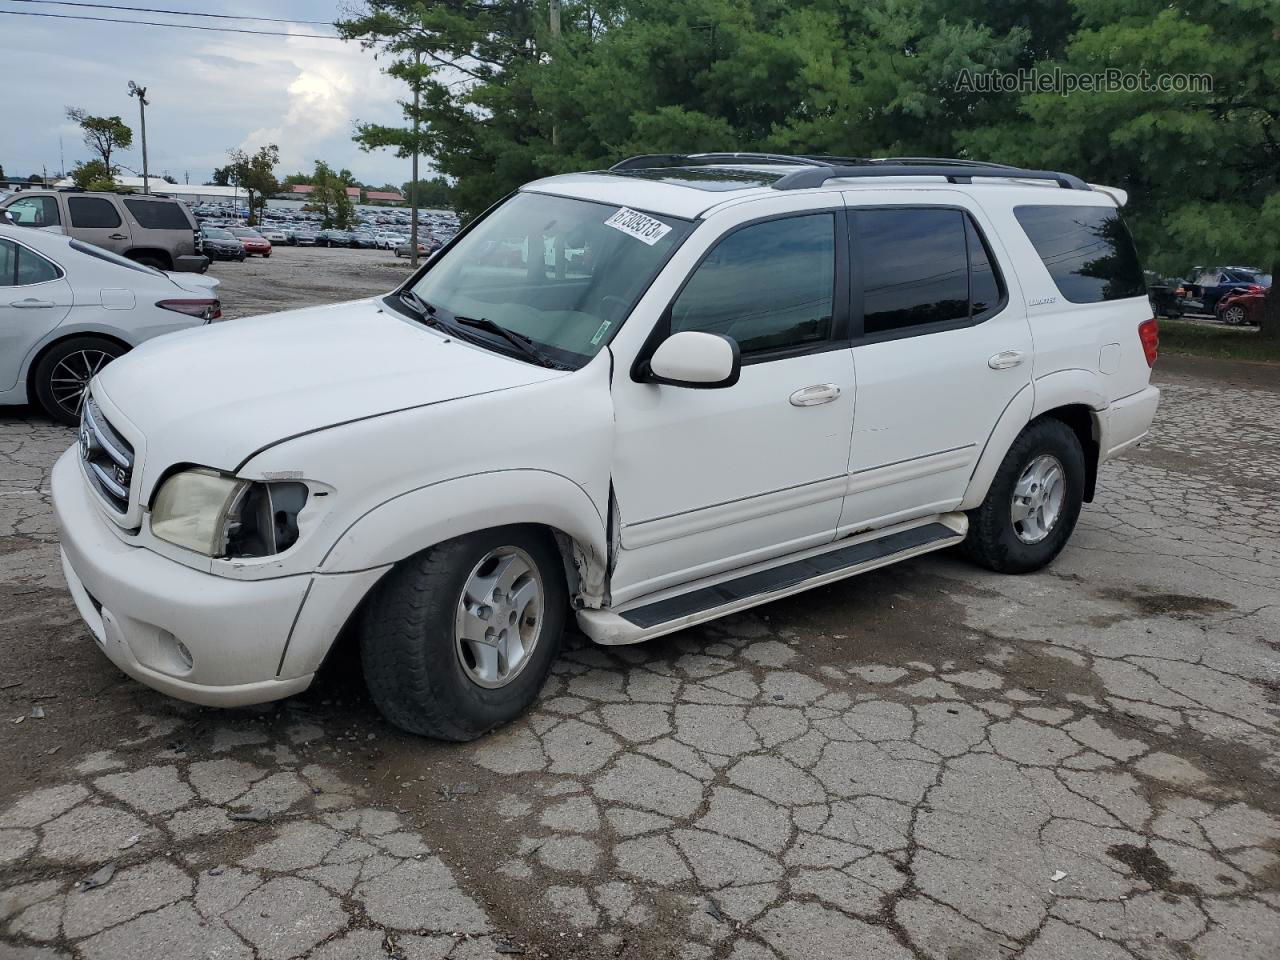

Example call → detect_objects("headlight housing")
151 468 308 557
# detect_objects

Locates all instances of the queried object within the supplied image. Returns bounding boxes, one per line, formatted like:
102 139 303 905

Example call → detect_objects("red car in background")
230 228 272 257
1216 286 1267 325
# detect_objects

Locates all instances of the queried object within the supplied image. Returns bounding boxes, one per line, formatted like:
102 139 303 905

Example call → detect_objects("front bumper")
51 449 383 708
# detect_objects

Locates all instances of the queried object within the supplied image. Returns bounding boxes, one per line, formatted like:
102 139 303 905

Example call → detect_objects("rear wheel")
962 418 1085 574
33 337 126 425
1220 303 1247 325
131 255 167 270
359 526 567 740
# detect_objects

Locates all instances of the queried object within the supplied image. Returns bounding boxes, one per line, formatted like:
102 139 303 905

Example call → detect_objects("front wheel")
359 526 567 740
962 418 1085 574
1220 303 1247 325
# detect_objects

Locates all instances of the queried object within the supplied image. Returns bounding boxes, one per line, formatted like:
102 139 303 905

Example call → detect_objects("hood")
94 297 565 483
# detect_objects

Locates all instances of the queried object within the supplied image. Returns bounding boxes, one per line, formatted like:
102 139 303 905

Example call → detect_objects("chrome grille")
80 397 134 514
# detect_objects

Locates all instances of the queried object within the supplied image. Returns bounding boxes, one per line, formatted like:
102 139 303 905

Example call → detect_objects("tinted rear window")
124 199 192 230
1014 204 1145 303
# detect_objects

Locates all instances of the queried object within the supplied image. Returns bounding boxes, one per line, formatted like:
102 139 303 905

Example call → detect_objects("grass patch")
1158 318 1280 364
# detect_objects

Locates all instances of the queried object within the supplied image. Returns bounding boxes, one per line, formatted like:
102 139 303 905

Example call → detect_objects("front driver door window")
609 211 856 603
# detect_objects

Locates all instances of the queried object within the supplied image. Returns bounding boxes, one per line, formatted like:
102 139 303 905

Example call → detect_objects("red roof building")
365 190 405 204
289 184 315 195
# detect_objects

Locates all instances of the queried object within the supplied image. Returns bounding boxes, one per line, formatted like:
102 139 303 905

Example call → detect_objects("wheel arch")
961 384 1102 510
318 469 610 607
125 247 174 270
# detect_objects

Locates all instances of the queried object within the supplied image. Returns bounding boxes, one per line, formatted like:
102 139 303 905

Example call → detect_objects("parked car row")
1150 265 1271 325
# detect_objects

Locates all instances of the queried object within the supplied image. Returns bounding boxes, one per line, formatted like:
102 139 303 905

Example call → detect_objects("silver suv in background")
0 189 209 273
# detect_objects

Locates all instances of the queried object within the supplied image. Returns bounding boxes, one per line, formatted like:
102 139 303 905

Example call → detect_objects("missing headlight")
225 481 309 557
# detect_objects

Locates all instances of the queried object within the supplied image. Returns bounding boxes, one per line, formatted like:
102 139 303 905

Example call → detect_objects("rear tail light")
157 298 222 322
1138 317 1159 367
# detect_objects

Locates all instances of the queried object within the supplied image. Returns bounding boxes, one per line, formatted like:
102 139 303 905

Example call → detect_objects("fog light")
175 640 194 670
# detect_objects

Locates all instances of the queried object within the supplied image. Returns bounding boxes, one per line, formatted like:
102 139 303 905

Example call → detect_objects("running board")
578 514 966 646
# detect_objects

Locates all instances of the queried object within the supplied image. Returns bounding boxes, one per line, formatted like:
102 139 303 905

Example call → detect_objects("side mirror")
646 331 740 389
1 210 14 225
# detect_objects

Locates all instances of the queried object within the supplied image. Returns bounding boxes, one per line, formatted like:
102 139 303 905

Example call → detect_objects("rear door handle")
789 383 841 407
988 350 1026 370
107 233 127 240
10 298 54 309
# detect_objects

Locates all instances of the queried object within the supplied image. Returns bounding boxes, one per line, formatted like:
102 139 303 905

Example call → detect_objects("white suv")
52 154 1160 740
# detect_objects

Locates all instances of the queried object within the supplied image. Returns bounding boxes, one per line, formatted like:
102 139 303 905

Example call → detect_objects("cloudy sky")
0 1 422 187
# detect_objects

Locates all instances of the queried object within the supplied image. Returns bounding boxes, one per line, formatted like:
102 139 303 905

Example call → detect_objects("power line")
3 0 332 25
0 8 368 39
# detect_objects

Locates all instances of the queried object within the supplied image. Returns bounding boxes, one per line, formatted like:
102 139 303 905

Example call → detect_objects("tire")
962 417 1085 574
33 336 127 426
359 526 567 740
131 255 167 270
1221 304 1246 325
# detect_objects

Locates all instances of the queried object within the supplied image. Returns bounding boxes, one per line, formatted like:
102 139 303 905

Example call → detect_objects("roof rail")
610 152 840 171
771 164 1089 191
606 152 1090 192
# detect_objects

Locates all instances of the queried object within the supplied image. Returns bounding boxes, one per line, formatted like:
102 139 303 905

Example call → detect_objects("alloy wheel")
48 349 114 420
1011 454 1065 544
453 547 544 689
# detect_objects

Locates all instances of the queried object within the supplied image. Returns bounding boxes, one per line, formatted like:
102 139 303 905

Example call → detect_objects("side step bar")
578 514 966 646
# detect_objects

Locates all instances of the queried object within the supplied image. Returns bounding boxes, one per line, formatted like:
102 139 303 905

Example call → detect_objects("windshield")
203 228 234 240
407 191 692 365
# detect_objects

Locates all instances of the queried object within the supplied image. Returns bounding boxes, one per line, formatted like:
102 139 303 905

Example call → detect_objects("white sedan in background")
0 223 221 425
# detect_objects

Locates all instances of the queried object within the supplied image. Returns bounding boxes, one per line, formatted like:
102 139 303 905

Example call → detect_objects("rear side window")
124 199 191 230
672 213 835 355
0 240 16 285
854 208 1005 336
6 195 61 228
1014 204 1145 303
68 197 123 229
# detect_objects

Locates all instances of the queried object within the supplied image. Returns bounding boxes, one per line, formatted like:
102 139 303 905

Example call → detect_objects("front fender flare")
318 469 609 600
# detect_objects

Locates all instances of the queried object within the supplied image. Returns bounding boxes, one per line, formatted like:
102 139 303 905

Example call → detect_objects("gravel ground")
1 248 1278 959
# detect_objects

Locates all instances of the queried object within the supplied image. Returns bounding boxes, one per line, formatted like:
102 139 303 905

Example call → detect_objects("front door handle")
988 350 1026 370
107 233 127 240
789 383 841 407
10 298 54 309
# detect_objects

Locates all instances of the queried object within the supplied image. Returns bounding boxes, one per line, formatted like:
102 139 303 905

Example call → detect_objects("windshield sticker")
590 320 613 346
604 207 672 246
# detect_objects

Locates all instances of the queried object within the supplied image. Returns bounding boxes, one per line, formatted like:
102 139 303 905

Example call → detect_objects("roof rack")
606 152 1089 192
772 163 1088 191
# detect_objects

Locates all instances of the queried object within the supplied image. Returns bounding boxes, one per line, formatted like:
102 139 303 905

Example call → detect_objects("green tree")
309 160 356 228
401 176 453 208
226 144 281 225
282 171 313 186
961 0 1280 338
210 165 233 187
65 107 133 176
70 159 116 191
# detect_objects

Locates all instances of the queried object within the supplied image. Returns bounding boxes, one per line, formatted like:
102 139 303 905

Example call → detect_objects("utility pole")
549 0 561 147
410 48 422 268
128 81 150 193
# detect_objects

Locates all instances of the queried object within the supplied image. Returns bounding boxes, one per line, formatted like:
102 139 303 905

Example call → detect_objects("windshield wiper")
452 315 565 369
397 289 564 369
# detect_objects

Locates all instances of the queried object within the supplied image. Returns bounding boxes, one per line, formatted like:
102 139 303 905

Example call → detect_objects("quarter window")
1014 204 1145 303
672 213 835 355
124 199 191 230
68 197 123 229
16 246 62 285
6 196 61 228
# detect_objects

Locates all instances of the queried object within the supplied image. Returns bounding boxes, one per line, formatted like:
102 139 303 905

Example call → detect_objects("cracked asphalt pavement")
2 253 1278 959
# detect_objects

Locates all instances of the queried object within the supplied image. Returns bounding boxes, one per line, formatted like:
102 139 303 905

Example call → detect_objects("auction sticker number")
604 207 672 246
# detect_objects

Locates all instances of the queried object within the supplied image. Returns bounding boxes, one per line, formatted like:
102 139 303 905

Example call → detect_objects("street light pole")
127 81 150 194
409 49 422 268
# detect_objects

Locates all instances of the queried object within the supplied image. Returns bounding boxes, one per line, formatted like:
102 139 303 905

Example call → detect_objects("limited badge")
604 207 672 246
